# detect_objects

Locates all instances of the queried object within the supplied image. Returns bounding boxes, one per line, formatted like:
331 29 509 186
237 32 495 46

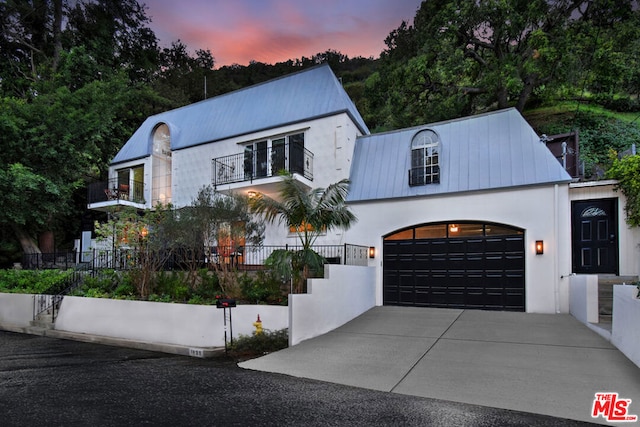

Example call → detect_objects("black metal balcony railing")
213 142 313 187
87 179 145 205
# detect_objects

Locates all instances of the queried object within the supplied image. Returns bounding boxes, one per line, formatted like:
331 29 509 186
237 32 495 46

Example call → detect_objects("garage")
383 222 525 311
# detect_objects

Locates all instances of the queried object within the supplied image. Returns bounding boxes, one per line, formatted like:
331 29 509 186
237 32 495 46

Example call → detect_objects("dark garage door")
383 222 525 311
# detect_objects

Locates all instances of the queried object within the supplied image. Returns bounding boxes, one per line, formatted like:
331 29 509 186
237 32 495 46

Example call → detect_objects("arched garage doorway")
383 222 525 311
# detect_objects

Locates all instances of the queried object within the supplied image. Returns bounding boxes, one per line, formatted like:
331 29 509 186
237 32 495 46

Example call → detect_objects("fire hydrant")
253 314 263 335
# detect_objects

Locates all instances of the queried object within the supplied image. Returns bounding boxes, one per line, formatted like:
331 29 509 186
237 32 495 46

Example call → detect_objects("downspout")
554 184 560 313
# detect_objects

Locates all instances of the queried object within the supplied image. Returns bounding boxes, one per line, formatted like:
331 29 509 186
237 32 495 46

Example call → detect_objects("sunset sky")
144 0 422 67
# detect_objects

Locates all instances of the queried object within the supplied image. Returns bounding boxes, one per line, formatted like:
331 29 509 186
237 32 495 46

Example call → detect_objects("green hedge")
0 269 73 294
0 268 288 306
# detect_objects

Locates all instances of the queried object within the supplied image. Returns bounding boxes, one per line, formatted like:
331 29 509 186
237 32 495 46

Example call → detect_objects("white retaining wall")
612 285 640 368
55 297 288 348
0 293 34 327
2 265 376 351
289 265 376 346
569 275 599 324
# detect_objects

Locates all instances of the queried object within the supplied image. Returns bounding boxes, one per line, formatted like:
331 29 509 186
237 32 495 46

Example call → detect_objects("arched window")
409 129 440 186
152 123 172 205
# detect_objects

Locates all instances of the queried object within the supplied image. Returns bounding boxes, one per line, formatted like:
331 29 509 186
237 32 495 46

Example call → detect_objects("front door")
572 199 618 274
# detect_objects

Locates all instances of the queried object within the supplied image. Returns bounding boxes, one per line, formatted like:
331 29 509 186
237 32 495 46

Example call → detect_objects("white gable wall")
170 111 359 209
345 183 572 314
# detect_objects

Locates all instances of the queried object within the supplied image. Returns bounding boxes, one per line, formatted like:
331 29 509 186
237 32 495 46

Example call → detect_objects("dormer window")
409 129 440 186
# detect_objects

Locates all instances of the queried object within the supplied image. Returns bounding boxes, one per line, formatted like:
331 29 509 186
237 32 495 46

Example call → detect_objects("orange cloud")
146 0 421 67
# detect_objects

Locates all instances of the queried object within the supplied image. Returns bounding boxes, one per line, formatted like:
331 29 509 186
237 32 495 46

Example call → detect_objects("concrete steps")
598 275 637 324
30 311 56 330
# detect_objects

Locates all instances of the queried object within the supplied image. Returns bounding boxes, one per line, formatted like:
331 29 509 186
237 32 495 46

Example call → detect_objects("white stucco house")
87 64 368 249
86 64 640 315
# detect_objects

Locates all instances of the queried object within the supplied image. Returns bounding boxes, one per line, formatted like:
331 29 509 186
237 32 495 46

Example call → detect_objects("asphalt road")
0 331 595 426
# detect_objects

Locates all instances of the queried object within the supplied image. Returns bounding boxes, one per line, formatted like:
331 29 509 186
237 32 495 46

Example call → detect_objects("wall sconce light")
449 224 459 233
368 247 376 259
247 191 257 198
535 240 544 255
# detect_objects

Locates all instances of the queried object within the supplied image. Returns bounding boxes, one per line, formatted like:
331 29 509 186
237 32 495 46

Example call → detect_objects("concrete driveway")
240 307 640 425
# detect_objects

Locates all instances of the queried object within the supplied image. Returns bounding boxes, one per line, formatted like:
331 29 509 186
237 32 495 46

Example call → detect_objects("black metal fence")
22 244 371 271
21 251 77 270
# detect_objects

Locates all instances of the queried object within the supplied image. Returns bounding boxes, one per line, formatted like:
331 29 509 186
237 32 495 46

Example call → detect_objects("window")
288 222 325 234
244 132 307 178
385 222 523 241
152 123 172 205
409 129 440 186
115 165 144 202
244 141 267 178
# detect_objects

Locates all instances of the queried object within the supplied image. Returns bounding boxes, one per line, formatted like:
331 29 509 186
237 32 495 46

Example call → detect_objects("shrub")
229 328 288 359
171 284 191 302
187 294 206 305
147 293 172 303
112 282 136 298
83 288 110 298
192 269 221 300
0 269 72 294
83 270 118 293
240 271 286 304
593 94 640 113
155 271 184 296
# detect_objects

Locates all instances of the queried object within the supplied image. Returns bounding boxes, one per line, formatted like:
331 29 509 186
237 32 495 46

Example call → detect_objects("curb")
0 323 226 358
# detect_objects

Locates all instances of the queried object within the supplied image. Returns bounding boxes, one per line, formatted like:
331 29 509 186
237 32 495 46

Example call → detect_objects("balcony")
87 179 146 211
212 143 313 193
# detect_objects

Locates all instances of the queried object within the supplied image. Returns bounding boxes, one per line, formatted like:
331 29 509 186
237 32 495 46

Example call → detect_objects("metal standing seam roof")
111 64 370 165
347 108 573 202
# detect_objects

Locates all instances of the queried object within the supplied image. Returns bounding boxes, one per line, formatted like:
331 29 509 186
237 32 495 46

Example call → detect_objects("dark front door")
572 199 618 274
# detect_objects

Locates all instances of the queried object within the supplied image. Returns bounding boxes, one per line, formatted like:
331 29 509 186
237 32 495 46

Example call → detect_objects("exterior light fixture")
536 240 544 255
369 247 375 259
247 191 257 198
449 224 459 233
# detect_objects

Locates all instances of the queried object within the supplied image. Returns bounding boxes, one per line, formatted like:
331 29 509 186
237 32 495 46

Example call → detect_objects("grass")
524 101 640 131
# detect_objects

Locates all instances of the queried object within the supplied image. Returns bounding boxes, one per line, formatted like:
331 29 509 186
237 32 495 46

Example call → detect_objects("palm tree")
250 173 356 292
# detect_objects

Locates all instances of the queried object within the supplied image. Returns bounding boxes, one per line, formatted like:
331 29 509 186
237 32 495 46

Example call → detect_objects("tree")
0 66 165 255
64 0 159 83
367 0 640 129
606 154 640 226
94 205 175 297
0 0 176 256
0 163 69 257
170 186 265 293
249 173 356 292
531 110 640 179
0 0 63 97
93 188 264 297
153 40 215 105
